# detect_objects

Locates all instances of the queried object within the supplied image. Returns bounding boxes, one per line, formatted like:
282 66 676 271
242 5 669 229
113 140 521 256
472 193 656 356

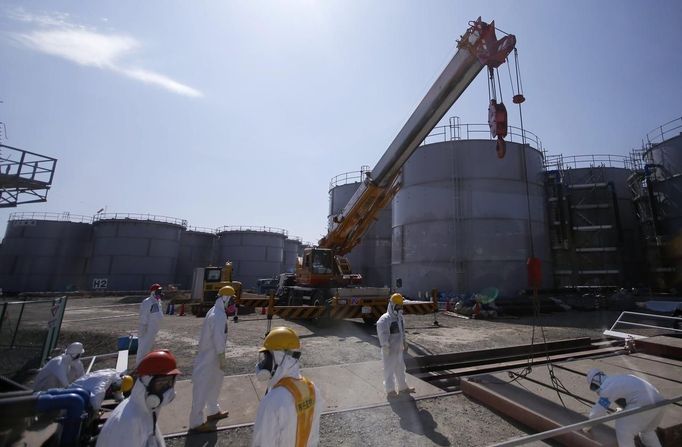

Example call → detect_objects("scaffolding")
544 154 632 288
626 118 682 289
0 144 57 208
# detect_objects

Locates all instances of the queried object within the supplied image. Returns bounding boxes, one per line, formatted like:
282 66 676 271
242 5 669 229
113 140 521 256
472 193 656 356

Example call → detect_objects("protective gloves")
403 341 409 352
381 345 390 357
218 353 227 371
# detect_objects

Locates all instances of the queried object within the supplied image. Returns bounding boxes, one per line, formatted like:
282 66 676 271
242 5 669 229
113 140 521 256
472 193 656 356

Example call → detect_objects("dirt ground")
45 295 623 446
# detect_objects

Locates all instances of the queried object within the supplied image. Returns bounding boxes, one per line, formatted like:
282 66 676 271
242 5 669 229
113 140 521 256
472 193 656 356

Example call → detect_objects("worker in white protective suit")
252 326 324 447
188 285 233 432
376 293 415 399
136 284 164 367
585 368 665 447
96 350 180 447
33 342 86 391
68 369 134 411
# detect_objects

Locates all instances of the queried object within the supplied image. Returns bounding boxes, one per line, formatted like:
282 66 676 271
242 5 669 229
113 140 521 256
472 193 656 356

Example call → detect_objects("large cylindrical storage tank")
645 131 682 286
216 227 286 290
328 168 392 287
548 161 640 287
392 139 550 297
282 238 301 273
0 213 92 292
87 214 185 291
175 228 217 289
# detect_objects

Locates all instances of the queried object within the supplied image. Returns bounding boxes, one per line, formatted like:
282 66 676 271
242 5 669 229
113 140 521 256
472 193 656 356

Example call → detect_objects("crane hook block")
512 94 525 104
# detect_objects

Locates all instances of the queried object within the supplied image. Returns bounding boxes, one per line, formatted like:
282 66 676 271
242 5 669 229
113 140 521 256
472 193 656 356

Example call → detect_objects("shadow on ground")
388 395 451 446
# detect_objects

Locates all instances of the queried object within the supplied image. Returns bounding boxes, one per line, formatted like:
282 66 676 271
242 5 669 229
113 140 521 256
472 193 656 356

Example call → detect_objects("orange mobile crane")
241 18 518 323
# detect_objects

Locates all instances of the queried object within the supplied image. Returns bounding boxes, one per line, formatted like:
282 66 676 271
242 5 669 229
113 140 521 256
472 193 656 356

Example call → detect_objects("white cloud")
7 9 202 98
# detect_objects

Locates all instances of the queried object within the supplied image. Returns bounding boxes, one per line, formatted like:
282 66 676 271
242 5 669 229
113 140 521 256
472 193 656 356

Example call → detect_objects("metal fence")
8 211 93 224
645 116 682 147
0 297 67 380
216 225 289 236
544 153 635 171
329 165 371 190
93 212 188 228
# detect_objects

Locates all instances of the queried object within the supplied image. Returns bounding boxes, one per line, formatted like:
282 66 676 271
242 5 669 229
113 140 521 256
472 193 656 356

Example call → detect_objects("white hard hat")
586 367 603 387
66 342 84 356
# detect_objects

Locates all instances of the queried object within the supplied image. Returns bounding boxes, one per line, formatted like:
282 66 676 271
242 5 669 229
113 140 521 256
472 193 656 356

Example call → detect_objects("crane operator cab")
295 248 361 288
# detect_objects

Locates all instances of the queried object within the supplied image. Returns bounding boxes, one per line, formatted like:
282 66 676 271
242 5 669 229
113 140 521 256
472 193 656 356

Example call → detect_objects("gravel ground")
39 295 623 446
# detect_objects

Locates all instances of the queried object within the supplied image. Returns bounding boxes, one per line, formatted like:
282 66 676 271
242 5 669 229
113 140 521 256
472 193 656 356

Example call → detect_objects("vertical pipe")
10 302 26 348
0 302 7 336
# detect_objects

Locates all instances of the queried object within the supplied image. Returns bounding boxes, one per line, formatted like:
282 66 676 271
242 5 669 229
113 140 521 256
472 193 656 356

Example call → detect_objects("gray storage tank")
0 212 92 292
545 156 640 287
87 213 185 291
391 125 550 297
176 227 217 289
328 167 392 287
216 226 286 290
282 237 302 273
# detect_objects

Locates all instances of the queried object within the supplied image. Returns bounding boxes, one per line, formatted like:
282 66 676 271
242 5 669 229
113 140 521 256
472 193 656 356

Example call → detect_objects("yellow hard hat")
218 286 235 297
261 326 300 352
390 293 404 306
120 375 134 393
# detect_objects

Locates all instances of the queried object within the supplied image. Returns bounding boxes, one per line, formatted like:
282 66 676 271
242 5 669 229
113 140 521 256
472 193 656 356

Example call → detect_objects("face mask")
255 350 275 382
143 375 176 410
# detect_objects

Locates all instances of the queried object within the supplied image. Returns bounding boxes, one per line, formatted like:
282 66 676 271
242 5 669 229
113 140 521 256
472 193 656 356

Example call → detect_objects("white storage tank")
0 212 92 292
87 213 185 291
216 226 286 290
328 167 392 287
391 136 550 297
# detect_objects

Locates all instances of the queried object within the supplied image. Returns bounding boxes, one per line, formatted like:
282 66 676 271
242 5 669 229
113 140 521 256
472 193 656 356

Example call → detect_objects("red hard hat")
136 350 181 376
149 283 162 292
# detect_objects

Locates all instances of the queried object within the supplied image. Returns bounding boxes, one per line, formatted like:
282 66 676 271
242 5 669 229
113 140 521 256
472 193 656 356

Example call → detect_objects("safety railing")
645 116 682 147
421 116 544 151
8 211 93 224
0 144 57 184
329 165 371 190
93 212 188 228
603 310 682 340
185 226 217 234
544 153 635 171
0 297 67 378
490 394 682 447
286 235 303 243
216 225 288 236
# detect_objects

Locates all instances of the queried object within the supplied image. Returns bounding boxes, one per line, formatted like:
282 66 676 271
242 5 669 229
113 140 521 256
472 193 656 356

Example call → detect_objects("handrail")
490 394 682 447
329 165 371 190
216 225 288 237
544 153 635 171
604 310 682 339
0 144 56 184
186 226 217 234
93 212 187 228
645 116 682 147
9 211 93 224
421 116 544 151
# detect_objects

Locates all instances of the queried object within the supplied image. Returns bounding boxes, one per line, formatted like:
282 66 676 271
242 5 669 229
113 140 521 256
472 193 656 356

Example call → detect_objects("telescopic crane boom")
320 18 516 255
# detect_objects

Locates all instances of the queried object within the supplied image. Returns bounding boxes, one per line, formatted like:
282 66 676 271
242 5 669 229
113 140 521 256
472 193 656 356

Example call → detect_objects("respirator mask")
143 375 176 410
255 350 275 382
589 372 605 392
255 350 301 382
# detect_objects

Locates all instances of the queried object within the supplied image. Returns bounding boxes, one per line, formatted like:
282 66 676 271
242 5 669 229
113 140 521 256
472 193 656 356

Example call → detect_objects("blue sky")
1 0 681 243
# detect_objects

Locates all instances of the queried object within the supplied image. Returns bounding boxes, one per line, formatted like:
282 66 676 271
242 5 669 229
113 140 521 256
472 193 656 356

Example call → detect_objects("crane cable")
501 47 591 409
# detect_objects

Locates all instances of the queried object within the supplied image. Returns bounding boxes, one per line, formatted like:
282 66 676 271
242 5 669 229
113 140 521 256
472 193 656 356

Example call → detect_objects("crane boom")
320 18 517 255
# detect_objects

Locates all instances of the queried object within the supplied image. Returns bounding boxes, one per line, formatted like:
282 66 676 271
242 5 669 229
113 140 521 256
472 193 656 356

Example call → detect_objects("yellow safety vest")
274 376 316 447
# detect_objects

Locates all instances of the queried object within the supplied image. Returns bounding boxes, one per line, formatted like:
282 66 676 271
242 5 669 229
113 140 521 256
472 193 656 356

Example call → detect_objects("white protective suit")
69 368 121 411
33 352 85 391
189 296 228 428
376 301 409 393
136 294 163 367
96 379 166 447
252 353 324 447
589 373 664 447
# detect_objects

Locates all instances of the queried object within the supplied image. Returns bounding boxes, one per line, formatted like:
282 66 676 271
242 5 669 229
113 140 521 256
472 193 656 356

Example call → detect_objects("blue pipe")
43 387 91 409
36 391 86 446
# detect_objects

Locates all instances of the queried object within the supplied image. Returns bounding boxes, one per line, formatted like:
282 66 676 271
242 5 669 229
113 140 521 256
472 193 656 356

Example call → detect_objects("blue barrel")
117 336 138 354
